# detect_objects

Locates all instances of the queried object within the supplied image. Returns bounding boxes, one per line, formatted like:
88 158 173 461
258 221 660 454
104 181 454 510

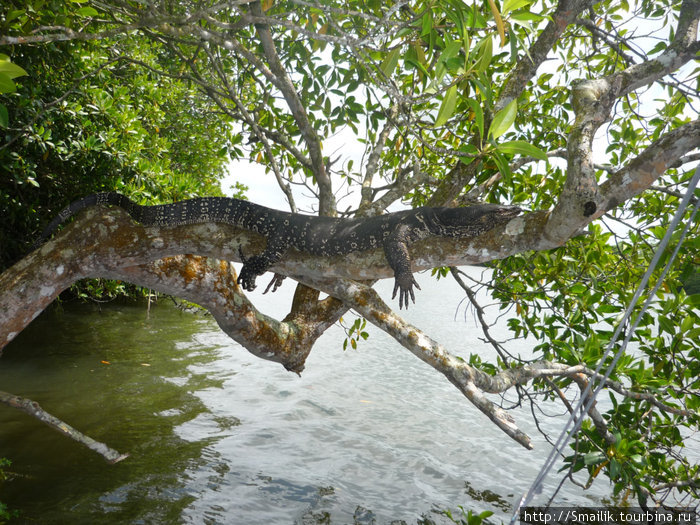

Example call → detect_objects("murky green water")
0 274 612 524
0 300 227 523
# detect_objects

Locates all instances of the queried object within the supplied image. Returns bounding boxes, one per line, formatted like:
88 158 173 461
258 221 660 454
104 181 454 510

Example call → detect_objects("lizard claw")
236 268 257 291
392 275 421 309
263 273 286 294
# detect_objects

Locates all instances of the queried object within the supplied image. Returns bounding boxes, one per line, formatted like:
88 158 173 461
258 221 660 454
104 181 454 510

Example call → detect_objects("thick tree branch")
0 209 346 372
495 0 597 112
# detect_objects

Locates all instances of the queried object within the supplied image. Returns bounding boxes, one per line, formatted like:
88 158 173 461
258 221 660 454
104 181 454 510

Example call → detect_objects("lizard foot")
263 273 286 294
236 247 258 291
391 274 421 310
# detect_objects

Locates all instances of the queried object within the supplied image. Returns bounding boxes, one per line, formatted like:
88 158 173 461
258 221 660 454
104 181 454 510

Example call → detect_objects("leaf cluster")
0 458 18 524
340 315 370 351
493 203 699 504
0 25 237 269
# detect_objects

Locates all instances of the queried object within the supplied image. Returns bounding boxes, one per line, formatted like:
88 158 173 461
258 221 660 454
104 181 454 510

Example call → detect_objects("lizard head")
433 204 521 237
438 204 521 224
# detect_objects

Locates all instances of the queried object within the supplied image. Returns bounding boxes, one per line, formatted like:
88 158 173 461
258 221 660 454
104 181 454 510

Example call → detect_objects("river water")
0 269 613 524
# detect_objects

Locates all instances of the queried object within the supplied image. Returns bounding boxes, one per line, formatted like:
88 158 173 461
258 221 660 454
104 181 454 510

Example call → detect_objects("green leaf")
509 11 545 23
488 99 517 139
466 98 484 139
0 104 9 128
458 143 479 164
421 10 433 37
503 0 531 14
680 315 694 333
491 149 512 181
0 73 16 94
474 36 493 73
5 10 25 24
496 140 548 160
610 458 621 478
405 57 429 77
380 48 401 77
569 283 588 294
76 6 99 16
471 74 493 105
584 451 606 465
441 40 463 62
435 84 458 127
0 60 28 80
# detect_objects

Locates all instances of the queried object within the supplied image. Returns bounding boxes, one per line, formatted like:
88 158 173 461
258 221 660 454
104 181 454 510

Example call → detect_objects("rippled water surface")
0 271 612 523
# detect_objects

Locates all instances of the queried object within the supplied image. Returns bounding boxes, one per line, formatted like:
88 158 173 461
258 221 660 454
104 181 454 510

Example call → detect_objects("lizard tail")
29 192 137 252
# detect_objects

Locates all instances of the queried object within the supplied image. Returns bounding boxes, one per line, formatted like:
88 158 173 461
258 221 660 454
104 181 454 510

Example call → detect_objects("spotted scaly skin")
32 193 521 308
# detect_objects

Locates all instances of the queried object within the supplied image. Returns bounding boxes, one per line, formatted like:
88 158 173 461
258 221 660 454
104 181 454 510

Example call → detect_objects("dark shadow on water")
0 300 224 524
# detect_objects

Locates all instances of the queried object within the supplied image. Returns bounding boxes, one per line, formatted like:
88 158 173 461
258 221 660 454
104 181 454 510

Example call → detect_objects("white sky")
222 122 367 212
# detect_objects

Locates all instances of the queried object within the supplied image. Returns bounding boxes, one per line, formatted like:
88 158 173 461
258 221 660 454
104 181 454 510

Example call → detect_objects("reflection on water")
0 300 222 524
0 271 612 524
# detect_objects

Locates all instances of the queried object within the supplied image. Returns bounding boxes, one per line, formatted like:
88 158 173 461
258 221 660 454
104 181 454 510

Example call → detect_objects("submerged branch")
0 390 129 463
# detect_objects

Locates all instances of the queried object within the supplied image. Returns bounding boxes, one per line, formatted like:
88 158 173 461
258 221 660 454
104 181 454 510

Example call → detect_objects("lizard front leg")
237 234 289 292
383 225 421 309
